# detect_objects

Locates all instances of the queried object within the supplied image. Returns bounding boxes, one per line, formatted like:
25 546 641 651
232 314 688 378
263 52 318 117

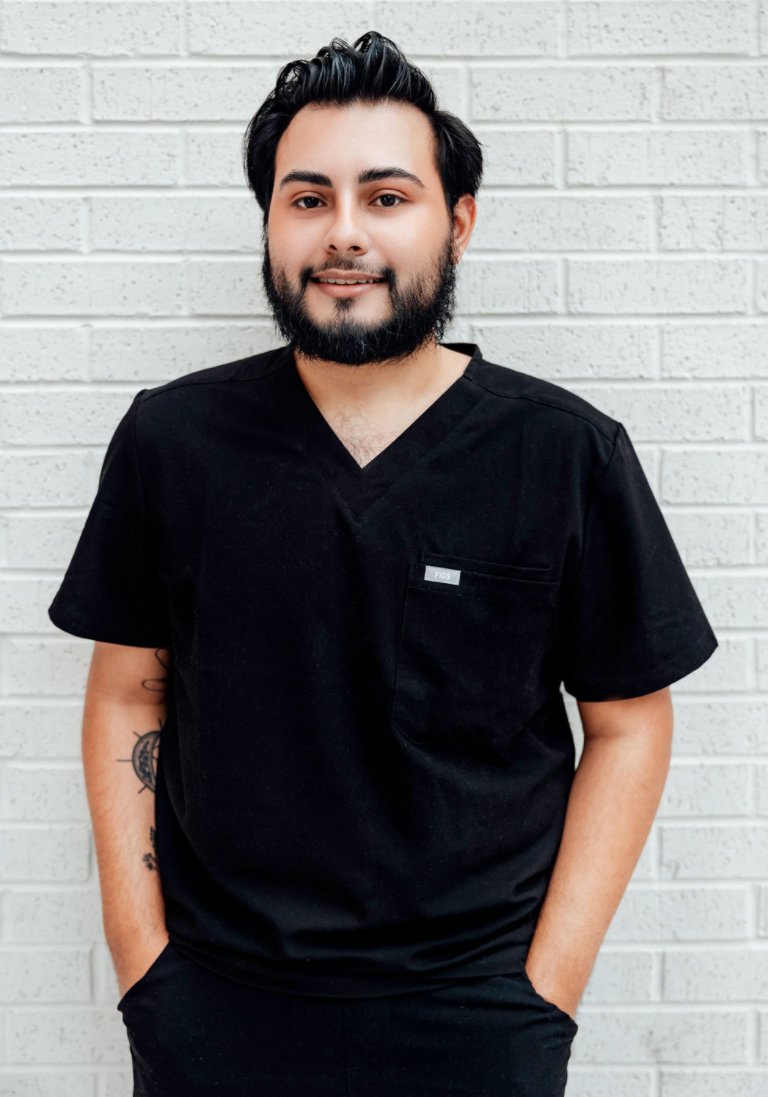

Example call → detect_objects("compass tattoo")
128 719 162 792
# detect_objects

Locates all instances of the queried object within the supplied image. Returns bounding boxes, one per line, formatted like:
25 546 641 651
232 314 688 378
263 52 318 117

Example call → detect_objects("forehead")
274 100 437 184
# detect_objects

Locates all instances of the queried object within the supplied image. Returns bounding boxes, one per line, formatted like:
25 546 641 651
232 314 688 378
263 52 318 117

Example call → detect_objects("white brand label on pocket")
424 564 461 585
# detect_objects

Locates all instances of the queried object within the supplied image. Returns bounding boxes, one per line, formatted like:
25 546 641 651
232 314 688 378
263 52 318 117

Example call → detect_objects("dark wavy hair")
242 30 484 227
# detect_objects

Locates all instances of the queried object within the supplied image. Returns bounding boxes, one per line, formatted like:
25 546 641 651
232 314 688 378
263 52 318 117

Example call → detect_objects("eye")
292 193 405 210
372 193 404 208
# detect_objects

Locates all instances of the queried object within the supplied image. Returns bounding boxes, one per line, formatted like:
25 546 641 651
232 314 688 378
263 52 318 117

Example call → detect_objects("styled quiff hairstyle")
241 30 484 228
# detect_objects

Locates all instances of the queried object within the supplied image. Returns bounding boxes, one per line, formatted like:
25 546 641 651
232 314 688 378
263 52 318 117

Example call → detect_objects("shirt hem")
166 937 532 999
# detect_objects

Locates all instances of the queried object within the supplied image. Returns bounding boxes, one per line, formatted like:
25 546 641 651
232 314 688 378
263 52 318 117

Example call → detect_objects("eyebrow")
278 166 426 192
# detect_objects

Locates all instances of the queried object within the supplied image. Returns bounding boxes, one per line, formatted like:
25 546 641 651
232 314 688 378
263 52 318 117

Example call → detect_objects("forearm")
526 700 673 1017
82 678 168 960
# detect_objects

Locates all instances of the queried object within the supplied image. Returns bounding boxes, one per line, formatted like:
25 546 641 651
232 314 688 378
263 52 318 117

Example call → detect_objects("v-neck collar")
267 341 486 518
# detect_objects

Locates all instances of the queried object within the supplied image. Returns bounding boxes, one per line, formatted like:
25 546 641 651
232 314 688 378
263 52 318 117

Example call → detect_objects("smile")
311 279 387 297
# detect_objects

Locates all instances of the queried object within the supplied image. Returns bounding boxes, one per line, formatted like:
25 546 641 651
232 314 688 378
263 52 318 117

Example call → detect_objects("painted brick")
0 703 84 760
567 383 748 441
660 763 751 817
568 259 748 315
567 2 751 56
7 887 102 943
680 574 768 629
672 700 768 755
568 1073 652 1097
90 195 259 252
1 1 181 55
461 258 560 314
663 949 768 1000
472 65 653 121
0 826 90 883
661 1070 768 1096
0 947 91 1003
661 511 751 568
604 886 748 941
0 198 82 251
92 64 282 121
661 825 768 879
0 66 81 123
475 323 656 379
660 196 768 251
662 66 768 120
0 131 179 187
662 323 768 379
473 196 650 251
189 3 386 56
570 1008 746 1062
88 323 271 381
369 2 559 57
568 130 747 186
2 260 185 317
6 765 89 822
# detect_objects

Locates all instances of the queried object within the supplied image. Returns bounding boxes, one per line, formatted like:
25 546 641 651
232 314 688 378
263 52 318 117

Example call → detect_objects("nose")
322 194 371 255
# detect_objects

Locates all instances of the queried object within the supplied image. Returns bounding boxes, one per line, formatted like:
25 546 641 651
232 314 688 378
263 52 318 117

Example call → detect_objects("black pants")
118 942 578 1096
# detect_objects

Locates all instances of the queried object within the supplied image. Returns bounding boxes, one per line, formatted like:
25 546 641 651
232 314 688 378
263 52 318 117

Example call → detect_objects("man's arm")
83 641 172 998
525 686 674 1020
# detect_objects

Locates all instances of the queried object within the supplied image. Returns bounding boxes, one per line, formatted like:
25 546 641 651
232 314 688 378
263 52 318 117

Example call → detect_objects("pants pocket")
514 968 579 1035
117 940 176 1013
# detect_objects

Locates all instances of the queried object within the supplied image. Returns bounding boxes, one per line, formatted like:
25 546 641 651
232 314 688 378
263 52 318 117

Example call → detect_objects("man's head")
242 32 483 367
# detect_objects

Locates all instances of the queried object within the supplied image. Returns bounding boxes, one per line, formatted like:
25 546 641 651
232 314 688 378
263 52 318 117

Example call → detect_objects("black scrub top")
48 341 719 998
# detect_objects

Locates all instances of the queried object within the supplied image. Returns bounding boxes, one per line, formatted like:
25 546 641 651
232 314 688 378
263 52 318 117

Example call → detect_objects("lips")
311 278 386 284
312 279 386 298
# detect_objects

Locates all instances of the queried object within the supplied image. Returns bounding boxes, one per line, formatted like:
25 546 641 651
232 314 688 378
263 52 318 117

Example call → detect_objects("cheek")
267 215 313 261
390 206 447 248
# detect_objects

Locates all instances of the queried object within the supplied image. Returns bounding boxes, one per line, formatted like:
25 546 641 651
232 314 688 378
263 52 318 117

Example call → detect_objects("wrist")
107 923 168 957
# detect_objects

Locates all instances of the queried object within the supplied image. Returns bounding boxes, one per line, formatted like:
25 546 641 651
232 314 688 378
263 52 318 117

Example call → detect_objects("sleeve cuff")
48 596 170 649
562 626 719 702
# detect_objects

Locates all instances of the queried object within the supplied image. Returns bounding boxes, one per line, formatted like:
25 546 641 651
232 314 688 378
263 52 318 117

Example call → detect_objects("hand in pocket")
115 931 171 1001
524 965 579 1024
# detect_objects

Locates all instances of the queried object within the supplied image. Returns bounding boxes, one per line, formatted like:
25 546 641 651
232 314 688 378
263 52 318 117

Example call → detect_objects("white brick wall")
1 1 765 1093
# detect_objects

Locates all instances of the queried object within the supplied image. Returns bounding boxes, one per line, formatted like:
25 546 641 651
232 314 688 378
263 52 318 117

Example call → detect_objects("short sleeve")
559 421 718 701
47 389 170 648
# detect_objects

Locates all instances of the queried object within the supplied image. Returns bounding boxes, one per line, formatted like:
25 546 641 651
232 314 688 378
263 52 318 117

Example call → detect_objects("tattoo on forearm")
117 724 161 869
142 825 159 871
116 647 171 792
129 719 162 792
116 716 163 794
114 648 171 872
141 648 171 697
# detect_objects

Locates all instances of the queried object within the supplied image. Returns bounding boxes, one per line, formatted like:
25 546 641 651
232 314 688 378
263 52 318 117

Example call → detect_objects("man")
49 30 718 1097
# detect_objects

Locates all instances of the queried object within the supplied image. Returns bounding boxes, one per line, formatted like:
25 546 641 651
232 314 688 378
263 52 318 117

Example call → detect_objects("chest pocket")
391 552 559 749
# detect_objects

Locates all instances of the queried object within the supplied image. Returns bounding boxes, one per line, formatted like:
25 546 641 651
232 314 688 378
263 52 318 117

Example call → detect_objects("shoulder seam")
465 373 617 444
138 355 285 405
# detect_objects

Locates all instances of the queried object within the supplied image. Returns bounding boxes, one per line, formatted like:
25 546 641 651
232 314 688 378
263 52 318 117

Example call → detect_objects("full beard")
260 229 459 368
